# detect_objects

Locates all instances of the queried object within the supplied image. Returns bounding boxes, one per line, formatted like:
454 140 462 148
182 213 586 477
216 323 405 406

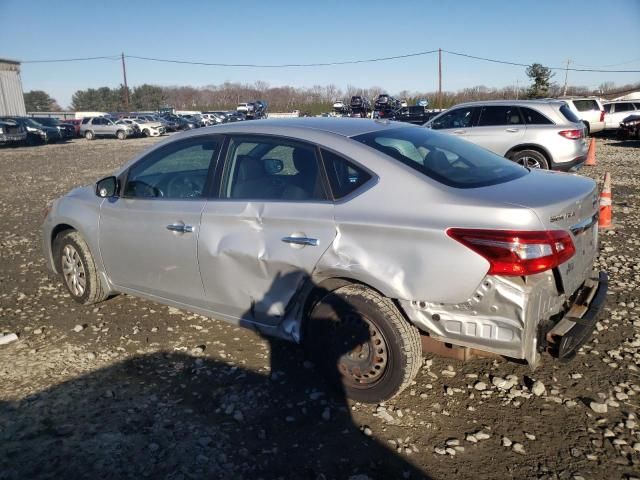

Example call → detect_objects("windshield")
352 127 528 189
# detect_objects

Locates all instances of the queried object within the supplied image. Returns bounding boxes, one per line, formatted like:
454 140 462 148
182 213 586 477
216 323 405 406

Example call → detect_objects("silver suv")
79 116 132 140
424 100 588 170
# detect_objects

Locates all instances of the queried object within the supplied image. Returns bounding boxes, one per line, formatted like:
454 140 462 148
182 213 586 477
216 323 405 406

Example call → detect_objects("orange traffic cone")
585 138 596 166
599 172 612 229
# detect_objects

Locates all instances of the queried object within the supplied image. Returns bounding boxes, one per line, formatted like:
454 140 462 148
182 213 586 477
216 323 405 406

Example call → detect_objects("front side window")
353 127 528 189
614 103 634 113
477 106 523 126
123 137 219 199
222 137 327 201
321 149 372 199
430 107 476 130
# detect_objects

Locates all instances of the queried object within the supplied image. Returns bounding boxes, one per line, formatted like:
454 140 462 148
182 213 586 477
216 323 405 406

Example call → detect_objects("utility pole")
121 52 130 111
562 59 571 96
515 79 519 100
438 48 442 110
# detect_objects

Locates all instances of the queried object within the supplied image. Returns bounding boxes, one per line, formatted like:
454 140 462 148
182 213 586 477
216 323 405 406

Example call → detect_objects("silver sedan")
42 118 607 402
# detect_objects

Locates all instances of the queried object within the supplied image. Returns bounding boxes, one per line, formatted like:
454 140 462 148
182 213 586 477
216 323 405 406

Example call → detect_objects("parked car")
123 116 166 137
162 114 197 130
62 118 83 137
224 111 246 122
603 101 640 131
42 118 606 402
0 118 27 146
560 97 605 135
333 100 350 116
350 96 371 118
618 114 640 139
115 120 142 137
424 100 588 170
1 116 59 144
393 106 440 125
80 116 132 140
32 117 75 140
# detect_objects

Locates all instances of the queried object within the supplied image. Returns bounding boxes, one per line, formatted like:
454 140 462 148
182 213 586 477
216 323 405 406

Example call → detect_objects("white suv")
561 97 605 135
603 101 640 131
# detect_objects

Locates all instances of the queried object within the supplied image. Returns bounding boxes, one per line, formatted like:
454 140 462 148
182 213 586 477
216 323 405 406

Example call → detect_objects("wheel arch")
505 143 553 164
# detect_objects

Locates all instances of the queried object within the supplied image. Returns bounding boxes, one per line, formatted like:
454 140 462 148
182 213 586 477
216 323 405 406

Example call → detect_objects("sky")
1 0 639 108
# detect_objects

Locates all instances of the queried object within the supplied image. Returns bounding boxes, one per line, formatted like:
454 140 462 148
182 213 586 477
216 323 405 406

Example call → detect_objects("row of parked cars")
0 109 257 146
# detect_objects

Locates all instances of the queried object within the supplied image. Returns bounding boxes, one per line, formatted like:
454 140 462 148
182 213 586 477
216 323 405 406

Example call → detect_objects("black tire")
305 284 422 403
54 231 108 305
116 130 126 140
142 129 149 137
84 130 94 140
511 149 549 169
583 122 590 137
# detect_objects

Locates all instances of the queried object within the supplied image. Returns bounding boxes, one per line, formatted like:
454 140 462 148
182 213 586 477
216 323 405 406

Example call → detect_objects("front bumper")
545 271 608 360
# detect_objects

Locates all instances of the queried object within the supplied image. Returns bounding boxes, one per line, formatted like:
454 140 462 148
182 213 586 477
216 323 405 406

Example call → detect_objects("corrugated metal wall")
0 61 26 116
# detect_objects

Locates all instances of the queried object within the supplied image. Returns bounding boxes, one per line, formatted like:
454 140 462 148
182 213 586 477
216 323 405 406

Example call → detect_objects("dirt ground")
1 133 639 480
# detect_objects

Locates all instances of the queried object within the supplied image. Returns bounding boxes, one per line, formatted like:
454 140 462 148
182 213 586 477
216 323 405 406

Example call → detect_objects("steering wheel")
127 180 163 198
166 175 204 198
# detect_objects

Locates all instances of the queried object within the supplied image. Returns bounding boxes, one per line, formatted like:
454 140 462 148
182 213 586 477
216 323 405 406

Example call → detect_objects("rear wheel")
305 284 422 403
116 130 126 140
583 122 590 137
511 149 549 169
55 231 108 305
142 129 150 137
84 130 94 140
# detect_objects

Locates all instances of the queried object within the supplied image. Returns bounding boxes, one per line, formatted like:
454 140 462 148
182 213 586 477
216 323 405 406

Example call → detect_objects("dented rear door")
198 135 336 326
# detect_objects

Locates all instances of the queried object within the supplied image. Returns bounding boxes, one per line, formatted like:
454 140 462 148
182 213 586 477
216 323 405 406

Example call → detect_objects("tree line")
25 76 640 114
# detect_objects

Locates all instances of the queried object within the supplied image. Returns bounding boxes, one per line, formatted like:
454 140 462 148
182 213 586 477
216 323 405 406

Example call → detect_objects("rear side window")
559 104 582 123
572 100 599 112
321 149 372 199
634 103 640 110
477 106 523 126
604 104 612 113
614 103 634 113
353 127 527 189
521 107 554 125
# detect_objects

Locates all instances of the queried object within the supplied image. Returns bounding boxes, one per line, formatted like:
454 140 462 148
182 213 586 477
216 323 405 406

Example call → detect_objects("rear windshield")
352 127 528 189
559 104 582 123
573 99 599 112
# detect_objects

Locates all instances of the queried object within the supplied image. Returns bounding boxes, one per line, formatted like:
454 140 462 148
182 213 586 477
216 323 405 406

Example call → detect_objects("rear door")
470 105 526 155
198 135 336 324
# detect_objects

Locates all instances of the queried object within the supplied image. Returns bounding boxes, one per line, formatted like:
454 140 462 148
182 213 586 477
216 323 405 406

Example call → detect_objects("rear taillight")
600 110 605 122
447 229 575 276
558 129 583 140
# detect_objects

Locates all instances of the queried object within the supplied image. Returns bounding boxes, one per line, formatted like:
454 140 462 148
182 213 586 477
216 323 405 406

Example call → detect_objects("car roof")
450 99 566 108
188 117 418 138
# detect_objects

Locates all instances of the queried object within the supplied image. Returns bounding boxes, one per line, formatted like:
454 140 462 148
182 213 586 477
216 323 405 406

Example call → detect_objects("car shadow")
0 274 431 479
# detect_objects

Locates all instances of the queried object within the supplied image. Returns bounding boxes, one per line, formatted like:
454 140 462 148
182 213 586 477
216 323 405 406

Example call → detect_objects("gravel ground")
0 135 639 480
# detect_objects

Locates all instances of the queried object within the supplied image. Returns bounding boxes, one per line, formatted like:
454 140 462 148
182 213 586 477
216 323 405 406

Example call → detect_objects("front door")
99 135 222 305
198 135 336 325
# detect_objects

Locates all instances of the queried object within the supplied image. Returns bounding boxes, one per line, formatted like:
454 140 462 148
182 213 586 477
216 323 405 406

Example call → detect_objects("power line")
573 57 640 68
125 50 439 67
22 55 120 63
443 49 640 73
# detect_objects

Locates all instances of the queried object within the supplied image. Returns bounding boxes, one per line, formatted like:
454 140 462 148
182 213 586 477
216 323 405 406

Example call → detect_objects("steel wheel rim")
334 313 389 388
517 156 542 169
61 245 86 297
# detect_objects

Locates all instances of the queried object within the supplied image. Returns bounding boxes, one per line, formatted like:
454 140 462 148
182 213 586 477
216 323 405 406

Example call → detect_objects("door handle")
452 129 466 134
281 236 319 246
166 223 194 233
505 128 519 132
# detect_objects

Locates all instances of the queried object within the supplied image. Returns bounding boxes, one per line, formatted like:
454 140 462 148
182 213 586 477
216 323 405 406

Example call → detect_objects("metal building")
0 58 26 116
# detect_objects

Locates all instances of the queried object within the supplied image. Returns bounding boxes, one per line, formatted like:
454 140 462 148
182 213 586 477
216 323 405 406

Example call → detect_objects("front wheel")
55 231 108 305
511 149 549 169
305 284 422 403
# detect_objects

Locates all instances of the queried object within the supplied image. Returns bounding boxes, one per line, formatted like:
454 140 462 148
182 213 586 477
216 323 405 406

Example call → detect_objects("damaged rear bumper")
398 269 608 368
545 271 608 360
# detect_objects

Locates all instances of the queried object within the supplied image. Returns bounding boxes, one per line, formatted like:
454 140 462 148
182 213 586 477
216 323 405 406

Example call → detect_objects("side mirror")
96 176 118 198
264 158 284 175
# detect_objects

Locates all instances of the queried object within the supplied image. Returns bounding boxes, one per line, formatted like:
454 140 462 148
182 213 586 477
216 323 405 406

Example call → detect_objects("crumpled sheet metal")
399 271 565 367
